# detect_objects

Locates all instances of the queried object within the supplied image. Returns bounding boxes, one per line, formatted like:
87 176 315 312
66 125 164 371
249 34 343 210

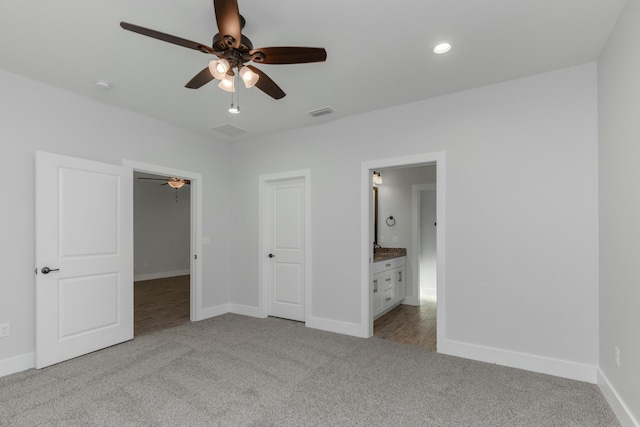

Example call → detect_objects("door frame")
360 152 446 342
258 170 312 321
123 160 204 321
408 183 436 305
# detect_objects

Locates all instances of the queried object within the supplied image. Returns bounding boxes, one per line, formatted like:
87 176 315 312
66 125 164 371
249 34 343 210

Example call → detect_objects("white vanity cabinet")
372 256 406 318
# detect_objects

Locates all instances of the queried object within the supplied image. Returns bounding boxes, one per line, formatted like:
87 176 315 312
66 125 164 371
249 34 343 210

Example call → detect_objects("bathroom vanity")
372 249 406 319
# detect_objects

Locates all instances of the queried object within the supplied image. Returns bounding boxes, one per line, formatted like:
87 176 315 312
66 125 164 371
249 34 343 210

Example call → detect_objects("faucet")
373 242 382 252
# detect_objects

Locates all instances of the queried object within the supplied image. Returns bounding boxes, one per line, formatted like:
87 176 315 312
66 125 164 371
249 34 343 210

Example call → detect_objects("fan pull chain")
175 188 179 203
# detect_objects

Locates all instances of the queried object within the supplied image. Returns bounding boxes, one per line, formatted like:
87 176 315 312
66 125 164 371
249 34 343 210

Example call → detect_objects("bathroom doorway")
370 167 437 350
360 152 445 350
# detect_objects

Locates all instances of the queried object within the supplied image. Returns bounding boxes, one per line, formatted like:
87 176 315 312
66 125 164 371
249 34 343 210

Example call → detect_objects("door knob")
268 253 275 258
41 267 60 274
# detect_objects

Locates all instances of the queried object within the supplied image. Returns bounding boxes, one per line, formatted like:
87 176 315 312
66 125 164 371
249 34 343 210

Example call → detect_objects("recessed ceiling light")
433 42 452 54
94 80 112 90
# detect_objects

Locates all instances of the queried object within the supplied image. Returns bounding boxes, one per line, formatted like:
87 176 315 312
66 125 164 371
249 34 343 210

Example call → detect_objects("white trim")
439 338 598 383
229 304 266 318
361 152 446 339
134 269 190 282
258 170 312 323
198 303 230 320
598 369 640 427
0 353 35 378
409 183 436 306
306 316 365 337
122 160 205 321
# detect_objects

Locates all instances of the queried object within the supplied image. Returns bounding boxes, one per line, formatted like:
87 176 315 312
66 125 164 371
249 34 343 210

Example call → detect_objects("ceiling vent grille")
210 123 248 136
307 107 335 118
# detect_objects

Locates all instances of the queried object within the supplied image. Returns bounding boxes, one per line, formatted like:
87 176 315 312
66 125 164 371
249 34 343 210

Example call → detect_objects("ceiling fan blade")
120 22 215 54
247 65 285 99
183 180 191 185
186 67 215 89
213 0 242 49
250 47 327 64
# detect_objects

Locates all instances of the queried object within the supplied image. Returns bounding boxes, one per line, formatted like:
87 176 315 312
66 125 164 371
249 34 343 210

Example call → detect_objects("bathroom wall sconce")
372 171 382 185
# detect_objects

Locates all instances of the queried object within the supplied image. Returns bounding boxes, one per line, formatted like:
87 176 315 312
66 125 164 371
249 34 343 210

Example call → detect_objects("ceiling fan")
120 0 327 100
137 176 191 189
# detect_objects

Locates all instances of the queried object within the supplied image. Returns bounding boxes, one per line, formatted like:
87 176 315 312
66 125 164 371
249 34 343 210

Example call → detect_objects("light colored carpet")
0 314 619 426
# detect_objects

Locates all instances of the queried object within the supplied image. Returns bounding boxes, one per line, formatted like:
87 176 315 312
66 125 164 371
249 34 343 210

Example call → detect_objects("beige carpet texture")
0 314 619 426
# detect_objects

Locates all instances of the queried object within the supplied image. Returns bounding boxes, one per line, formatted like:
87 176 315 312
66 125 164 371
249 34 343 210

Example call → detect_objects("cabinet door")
372 275 383 315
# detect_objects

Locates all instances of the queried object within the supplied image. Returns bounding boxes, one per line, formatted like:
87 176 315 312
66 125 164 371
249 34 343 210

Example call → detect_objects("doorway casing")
123 160 204 322
360 152 446 341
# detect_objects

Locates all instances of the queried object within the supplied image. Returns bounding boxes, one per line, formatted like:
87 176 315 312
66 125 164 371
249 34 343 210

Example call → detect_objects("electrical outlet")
0 323 9 338
615 346 620 368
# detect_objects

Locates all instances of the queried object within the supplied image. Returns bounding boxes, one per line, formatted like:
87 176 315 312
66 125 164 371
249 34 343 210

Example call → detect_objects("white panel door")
35 151 133 369
266 179 305 321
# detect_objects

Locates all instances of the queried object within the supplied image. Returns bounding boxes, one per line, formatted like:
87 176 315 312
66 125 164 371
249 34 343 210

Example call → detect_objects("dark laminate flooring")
134 275 190 336
374 295 437 351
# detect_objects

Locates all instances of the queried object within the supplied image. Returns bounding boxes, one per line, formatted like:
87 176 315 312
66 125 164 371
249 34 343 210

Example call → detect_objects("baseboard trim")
421 288 437 298
134 269 190 282
197 303 230 321
306 315 366 338
438 339 598 383
598 369 639 427
0 352 35 378
228 304 265 318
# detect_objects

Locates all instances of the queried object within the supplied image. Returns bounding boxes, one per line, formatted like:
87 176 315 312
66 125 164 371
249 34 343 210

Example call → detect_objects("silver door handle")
41 267 60 274
268 253 275 258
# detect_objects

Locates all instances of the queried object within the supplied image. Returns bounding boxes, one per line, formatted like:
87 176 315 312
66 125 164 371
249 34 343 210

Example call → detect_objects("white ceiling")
0 0 627 142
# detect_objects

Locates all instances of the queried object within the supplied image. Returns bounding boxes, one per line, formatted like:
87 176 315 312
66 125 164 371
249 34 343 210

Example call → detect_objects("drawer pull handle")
385 297 392 301
385 278 391 282
385 263 391 267
398 271 402 282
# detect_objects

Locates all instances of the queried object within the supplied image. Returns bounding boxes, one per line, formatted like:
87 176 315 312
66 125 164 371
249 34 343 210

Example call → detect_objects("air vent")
210 123 248 136
307 107 335 118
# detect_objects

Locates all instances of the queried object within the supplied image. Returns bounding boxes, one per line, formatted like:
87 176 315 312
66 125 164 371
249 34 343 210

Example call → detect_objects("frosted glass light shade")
209 59 230 80
218 74 235 92
372 171 382 185
168 181 185 189
239 66 259 88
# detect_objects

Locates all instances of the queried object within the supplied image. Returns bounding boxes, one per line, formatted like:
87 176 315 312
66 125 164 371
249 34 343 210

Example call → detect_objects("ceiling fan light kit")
120 0 327 110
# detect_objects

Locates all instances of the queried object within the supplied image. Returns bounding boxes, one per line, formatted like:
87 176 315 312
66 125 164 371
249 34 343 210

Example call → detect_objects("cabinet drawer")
372 256 406 274
382 273 393 291
382 288 394 305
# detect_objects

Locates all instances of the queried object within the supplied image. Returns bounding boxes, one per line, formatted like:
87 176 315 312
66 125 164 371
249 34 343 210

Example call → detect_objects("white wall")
377 166 436 248
598 0 640 422
134 174 191 281
0 69 232 367
230 63 600 377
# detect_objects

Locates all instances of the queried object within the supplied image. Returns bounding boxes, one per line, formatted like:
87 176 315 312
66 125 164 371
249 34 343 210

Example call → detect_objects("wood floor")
134 275 190 336
374 295 437 351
